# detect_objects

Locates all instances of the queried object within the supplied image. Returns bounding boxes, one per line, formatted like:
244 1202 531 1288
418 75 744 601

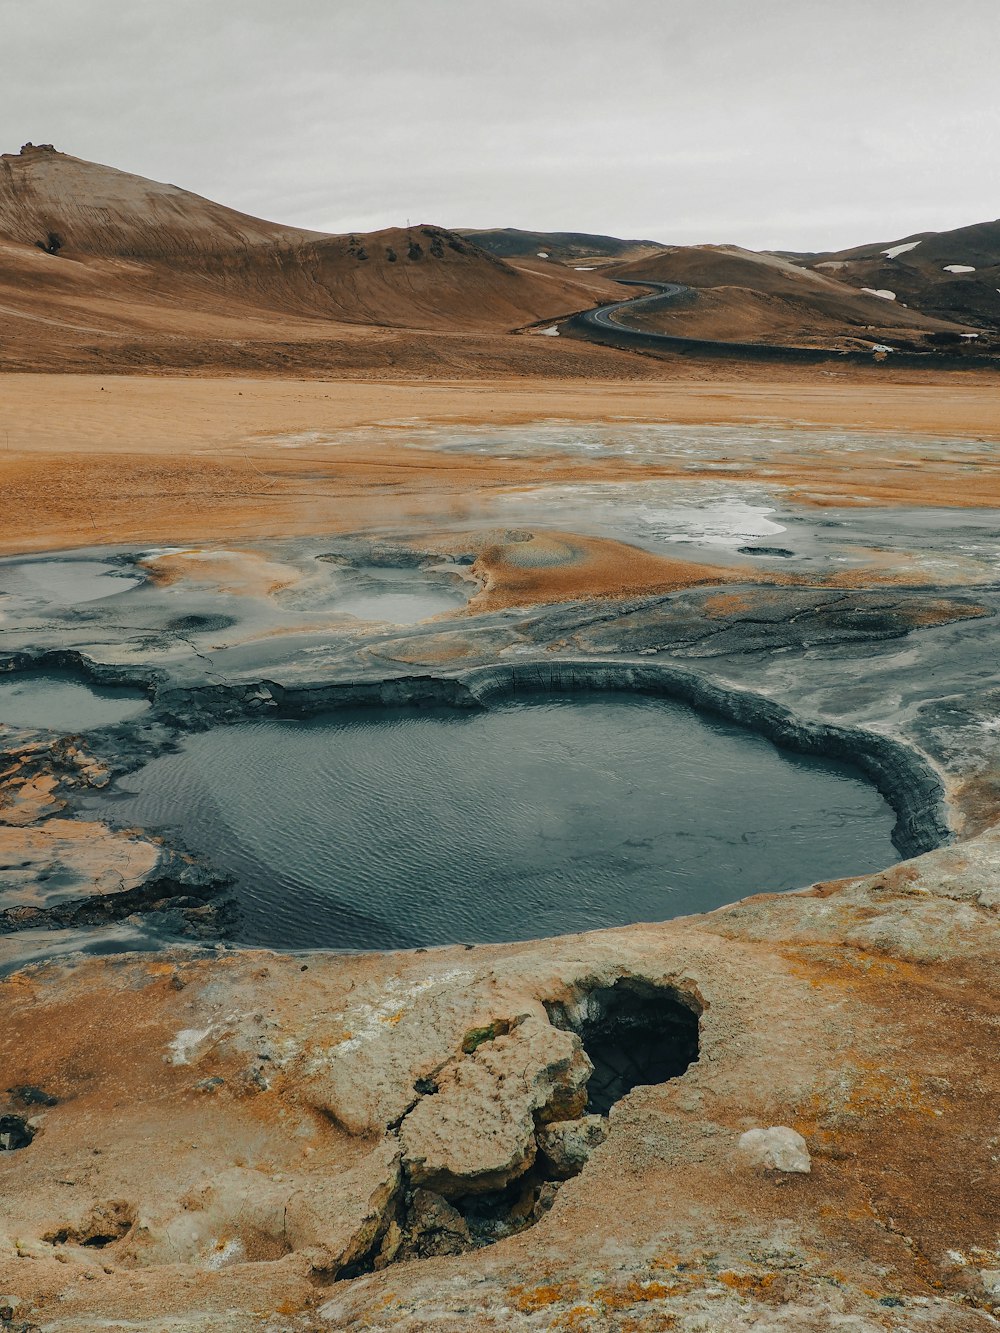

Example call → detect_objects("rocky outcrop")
399 1016 591 1197
4 839 998 1331
536 1115 608 1179
738 1125 812 1173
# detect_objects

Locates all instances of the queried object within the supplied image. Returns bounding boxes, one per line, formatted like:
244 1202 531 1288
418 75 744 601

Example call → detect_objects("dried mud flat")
2 372 1000 1332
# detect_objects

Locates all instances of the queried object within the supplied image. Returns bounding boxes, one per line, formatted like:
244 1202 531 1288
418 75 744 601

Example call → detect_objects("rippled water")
93 694 898 950
0 673 150 731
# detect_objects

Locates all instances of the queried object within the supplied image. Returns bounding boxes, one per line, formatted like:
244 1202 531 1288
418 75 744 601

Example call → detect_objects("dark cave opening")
547 977 701 1114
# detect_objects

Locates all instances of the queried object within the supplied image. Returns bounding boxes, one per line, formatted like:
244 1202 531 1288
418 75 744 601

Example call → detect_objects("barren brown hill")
608 244 981 350
0 145 627 374
458 227 666 266
808 218 1000 332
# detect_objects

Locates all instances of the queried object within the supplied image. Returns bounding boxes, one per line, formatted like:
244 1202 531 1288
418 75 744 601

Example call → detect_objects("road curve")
581 279 691 334
566 278 1000 369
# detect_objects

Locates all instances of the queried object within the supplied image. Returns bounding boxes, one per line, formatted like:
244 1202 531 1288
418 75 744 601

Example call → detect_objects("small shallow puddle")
92 693 899 950
0 674 150 731
0 559 142 606
334 567 469 624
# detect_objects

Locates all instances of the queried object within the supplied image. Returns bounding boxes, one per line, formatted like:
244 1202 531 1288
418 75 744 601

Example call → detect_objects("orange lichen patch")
778 946 934 998
804 876 860 899
702 591 755 617
870 863 923 891
611 1317 678 1333
549 1306 602 1332
717 1269 780 1296
142 961 182 979
649 1250 684 1272
369 633 481 665
593 1278 684 1307
841 1065 940 1120
509 1281 581 1312
947 774 1000 838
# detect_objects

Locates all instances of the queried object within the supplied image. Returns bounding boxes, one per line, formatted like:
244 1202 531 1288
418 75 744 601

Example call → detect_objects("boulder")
536 1114 608 1179
738 1126 811 1173
400 1016 591 1196
284 1139 403 1275
396 1189 471 1260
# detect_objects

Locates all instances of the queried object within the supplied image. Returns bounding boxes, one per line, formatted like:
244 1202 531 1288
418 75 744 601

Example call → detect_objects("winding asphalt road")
568 277 1000 367
579 278 690 334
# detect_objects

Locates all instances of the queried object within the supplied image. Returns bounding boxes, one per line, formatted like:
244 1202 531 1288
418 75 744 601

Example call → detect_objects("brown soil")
2 374 1000 567
468 531 750 611
613 244 979 349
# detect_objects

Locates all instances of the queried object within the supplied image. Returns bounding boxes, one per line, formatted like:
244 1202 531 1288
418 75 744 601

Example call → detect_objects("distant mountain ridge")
598 243 983 351
458 228 666 264
804 218 1000 330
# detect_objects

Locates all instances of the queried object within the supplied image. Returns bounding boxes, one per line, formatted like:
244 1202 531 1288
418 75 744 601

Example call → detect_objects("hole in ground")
0 1114 34 1151
43 1200 136 1248
342 983 700 1279
547 977 701 1114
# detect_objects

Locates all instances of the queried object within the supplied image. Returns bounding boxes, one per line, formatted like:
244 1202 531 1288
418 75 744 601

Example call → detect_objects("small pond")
90 693 899 950
333 566 469 624
0 673 150 731
0 559 142 606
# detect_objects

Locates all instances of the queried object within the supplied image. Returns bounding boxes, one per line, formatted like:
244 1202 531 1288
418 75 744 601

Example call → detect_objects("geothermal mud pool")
0 673 150 732
86 694 899 951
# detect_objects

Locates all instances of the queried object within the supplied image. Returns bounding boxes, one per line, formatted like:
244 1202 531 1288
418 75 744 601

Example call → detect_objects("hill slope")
807 219 1000 331
0 143 313 258
606 244 979 350
0 145 625 372
459 228 665 265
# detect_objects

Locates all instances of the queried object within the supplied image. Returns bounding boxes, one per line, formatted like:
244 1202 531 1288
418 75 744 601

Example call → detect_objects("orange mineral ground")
2 372 1000 589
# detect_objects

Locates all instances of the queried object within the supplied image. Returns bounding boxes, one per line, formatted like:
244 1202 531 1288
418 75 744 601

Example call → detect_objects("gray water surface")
92 694 899 950
0 674 150 731
335 567 469 624
0 559 142 606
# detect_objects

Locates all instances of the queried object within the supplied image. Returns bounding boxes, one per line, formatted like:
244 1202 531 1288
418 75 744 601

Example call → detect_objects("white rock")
166 1026 215 1066
738 1126 811 1173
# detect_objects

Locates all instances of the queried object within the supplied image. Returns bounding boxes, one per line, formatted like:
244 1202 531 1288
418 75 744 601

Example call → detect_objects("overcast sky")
4 0 998 251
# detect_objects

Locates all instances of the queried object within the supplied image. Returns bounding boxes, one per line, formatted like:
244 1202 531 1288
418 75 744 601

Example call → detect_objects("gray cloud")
5 0 999 250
